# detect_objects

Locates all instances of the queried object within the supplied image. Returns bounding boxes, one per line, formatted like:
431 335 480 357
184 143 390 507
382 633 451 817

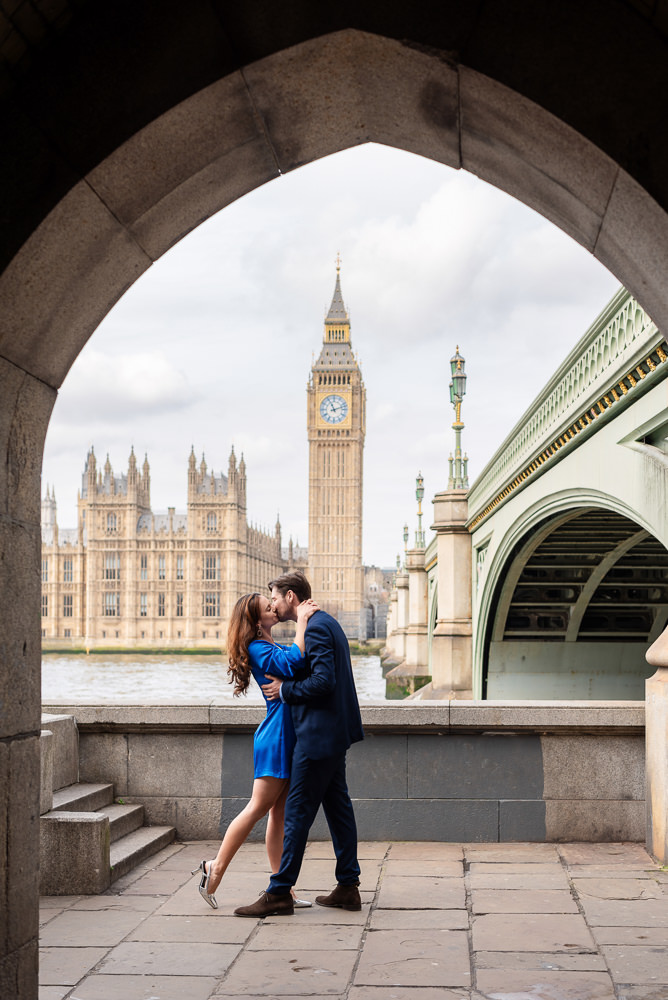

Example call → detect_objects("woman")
192 590 318 909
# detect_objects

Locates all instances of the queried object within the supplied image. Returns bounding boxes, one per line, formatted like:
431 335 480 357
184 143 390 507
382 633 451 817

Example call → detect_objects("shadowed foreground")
40 840 667 999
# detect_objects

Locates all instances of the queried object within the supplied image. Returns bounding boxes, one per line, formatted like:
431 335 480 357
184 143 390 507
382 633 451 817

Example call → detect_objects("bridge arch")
5 5 668 990
477 493 666 700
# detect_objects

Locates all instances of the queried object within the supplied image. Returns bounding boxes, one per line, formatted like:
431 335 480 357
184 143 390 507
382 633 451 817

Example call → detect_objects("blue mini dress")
248 640 304 779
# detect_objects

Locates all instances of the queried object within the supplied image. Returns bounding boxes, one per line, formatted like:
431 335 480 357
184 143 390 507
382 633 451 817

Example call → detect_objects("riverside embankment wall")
41 702 645 843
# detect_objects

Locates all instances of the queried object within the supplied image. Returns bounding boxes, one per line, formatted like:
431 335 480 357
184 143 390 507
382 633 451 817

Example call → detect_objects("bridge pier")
429 490 473 697
645 627 668 861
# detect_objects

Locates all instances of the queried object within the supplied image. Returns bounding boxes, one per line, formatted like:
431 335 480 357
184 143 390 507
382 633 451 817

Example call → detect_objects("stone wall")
42 701 646 843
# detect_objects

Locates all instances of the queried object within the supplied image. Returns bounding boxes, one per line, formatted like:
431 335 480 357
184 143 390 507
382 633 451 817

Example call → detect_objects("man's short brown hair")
268 572 312 602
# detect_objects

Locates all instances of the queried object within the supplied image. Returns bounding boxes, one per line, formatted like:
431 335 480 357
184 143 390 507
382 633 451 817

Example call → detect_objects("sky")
41 143 621 567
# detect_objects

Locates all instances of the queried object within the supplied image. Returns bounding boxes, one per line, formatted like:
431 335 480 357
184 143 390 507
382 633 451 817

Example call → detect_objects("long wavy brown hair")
227 592 264 696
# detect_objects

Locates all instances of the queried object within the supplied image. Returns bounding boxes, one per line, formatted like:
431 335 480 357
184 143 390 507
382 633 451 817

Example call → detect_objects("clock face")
319 394 349 424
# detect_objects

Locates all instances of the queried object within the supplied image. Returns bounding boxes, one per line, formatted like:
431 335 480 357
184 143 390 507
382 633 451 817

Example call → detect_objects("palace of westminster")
40 266 391 648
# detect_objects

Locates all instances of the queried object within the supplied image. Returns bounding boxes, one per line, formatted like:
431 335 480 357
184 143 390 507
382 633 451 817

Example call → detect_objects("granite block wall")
75 711 644 843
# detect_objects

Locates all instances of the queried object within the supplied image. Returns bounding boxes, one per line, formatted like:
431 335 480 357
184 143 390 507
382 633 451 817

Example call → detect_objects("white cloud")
42 143 621 565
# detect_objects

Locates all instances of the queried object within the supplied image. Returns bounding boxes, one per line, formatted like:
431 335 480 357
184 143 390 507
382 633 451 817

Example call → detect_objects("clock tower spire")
307 258 366 636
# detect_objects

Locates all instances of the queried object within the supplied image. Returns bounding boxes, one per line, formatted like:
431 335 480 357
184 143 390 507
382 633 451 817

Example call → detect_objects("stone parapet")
44 701 646 844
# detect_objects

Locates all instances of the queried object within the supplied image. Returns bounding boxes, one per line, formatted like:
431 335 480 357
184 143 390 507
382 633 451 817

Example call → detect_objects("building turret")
41 485 58 544
127 447 138 500
238 454 247 507
84 447 97 497
188 446 197 499
104 453 113 493
142 453 151 506
228 446 237 489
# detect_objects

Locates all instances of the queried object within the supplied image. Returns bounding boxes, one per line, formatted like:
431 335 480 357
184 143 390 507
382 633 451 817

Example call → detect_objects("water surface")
42 652 386 703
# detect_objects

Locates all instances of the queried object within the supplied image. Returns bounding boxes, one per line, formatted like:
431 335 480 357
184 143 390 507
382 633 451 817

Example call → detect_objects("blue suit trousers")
268 744 360 894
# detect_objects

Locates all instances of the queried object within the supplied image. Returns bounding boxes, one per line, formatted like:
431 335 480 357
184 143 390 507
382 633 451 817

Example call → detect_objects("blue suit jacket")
279 609 364 760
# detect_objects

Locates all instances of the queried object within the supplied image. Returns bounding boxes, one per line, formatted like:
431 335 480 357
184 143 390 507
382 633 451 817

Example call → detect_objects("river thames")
42 652 386 703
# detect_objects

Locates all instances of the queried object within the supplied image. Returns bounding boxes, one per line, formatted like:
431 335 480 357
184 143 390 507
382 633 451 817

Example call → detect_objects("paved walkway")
39 840 668 1000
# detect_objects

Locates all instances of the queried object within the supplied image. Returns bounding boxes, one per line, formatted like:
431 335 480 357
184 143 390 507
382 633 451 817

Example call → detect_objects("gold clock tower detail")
307 259 366 635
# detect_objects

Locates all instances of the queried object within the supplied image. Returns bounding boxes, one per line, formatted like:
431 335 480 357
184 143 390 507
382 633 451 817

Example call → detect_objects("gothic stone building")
41 446 285 648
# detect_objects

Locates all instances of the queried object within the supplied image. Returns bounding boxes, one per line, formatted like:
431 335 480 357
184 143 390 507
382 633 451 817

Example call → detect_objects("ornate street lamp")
448 346 469 490
415 471 425 549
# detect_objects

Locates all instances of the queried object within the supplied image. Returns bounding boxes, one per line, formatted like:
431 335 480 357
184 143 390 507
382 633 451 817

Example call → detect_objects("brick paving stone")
602 944 668 985
70 895 162 913
264 905 368 924
576 896 668 926
121 868 193 894
472 913 595 952
475 950 608 971
218 947 358 995
40 896 81 909
369 908 467 930
213 996 339 1000
349 988 469 1000
386 843 464 861
303 841 387 860
40 906 71 928
377 875 465 909
566 865 656 879
469 871 568 890
591 926 668 945
354 929 470 988
469 863 562 875
558 844 654 866
67 973 218 999
98 940 241 977
465 844 559 862
383 860 464 877
128 914 252 943
472 889 579 914
475 969 616 999
249 923 364 950
39 947 108 986
358 842 392 859
40 908 148 947
614 988 668 1000
292 857 382 891
571 877 662 900
154 877 257 915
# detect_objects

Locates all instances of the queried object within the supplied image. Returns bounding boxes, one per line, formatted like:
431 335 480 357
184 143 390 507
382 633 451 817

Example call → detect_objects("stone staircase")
40 714 175 894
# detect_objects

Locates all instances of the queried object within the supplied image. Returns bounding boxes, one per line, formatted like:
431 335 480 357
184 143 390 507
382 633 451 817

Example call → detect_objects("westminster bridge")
386 287 668 702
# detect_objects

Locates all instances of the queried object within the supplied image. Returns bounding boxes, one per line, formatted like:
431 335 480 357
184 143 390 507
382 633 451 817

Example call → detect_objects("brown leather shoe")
234 891 294 918
315 884 361 910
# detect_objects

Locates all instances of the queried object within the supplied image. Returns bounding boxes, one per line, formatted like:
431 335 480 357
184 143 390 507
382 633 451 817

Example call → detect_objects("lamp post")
415 472 425 549
448 346 469 490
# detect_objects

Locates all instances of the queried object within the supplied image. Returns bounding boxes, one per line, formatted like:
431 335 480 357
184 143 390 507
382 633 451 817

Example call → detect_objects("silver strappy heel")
191 859 218 909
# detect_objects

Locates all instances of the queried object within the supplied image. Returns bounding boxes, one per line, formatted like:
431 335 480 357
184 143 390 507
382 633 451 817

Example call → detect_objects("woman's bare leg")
207 776 288 894
266 780 290 876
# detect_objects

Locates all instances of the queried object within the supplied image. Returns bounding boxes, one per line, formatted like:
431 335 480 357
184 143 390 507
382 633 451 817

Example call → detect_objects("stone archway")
484 507 664 699
4 6 668 994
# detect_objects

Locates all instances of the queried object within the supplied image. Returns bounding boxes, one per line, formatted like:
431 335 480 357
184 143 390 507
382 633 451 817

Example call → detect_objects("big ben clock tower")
307 258 366 635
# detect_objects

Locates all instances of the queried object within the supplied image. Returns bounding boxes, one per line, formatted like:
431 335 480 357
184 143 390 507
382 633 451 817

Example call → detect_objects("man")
234 571 364 917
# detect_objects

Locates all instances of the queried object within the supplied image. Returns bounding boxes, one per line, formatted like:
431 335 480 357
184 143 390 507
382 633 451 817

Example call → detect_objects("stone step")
110 826 176 883
98 802 145 843
51 782 114 813
41 713 79 792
